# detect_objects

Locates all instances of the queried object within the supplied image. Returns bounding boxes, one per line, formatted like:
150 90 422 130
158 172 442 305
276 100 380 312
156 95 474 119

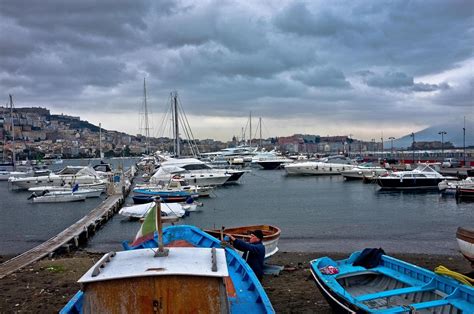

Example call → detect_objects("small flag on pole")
131 203 157 246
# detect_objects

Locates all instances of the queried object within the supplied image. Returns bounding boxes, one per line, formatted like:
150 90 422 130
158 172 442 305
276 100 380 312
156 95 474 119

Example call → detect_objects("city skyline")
1 1 472 141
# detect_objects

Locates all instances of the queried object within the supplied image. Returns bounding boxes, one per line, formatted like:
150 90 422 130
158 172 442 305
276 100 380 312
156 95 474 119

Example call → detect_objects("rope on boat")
434 265 474 286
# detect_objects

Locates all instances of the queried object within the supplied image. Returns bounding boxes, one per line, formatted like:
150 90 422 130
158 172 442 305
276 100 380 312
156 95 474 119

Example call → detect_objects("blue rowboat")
123 225 275 314
61 225 274 314
310 250 474 313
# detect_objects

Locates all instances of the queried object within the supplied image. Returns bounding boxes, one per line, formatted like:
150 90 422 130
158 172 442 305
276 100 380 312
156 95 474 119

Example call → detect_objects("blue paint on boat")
60 290 83 314
123 225 275 314
310 251 474 313
133 188 195 197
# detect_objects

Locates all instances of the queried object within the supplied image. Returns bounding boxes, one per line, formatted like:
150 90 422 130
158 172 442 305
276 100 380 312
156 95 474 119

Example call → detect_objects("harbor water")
0 160 472 256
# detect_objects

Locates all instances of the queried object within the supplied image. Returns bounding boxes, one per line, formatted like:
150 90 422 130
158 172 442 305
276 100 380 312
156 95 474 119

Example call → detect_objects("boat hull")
456 227 474 264
310 251 474 313
205 225 281 259
122 225 275 313
376 177 444 189
32 194 86 203
285 163 354 176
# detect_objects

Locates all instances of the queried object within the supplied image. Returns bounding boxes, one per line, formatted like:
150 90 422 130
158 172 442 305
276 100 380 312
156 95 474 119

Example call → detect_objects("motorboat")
152 159 234 186
439 177 474 194
285 156 355 175
376 164 456 190
136 178 213 197
29 193 86 203
310 250 474 313
45 188 103 198
28 184 106 194
9 166 108 190
205 225 281 259
341 163 387 180
255 156 294 170
456 227 474 265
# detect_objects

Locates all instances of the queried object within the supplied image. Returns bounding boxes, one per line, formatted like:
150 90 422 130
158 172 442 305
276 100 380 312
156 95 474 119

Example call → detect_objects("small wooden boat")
310 250 474 313
205 225 281 259
456 187 474 199
120 225 275 313
457 227 474 265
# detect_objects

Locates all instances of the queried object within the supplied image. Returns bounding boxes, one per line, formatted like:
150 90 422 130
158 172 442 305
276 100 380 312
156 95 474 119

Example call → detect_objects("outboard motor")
27 192 38 200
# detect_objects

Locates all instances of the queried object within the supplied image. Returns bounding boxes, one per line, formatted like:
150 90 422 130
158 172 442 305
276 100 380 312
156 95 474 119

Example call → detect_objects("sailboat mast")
143 78 150 155
259 117 262 148
173 92 180 157
9 95 15 168
99 123 102 159
249 111 252 147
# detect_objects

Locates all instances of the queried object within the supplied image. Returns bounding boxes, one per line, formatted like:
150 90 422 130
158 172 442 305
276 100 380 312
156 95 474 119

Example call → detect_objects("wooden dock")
0 194 125 280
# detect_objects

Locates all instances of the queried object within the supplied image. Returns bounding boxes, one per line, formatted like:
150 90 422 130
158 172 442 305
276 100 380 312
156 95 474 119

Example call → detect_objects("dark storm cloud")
0 0 472 137
292 67 351 88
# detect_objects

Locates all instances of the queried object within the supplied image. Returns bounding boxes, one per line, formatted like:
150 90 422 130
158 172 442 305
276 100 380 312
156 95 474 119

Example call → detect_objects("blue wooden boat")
310 251 474 313
61 225 274 314
123 225 275 313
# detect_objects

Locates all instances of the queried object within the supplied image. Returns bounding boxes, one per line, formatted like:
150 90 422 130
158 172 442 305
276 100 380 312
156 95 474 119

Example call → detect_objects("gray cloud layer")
0 0 472 139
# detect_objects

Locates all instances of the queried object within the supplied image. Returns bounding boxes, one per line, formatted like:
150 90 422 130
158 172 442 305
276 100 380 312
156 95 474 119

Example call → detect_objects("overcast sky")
1 0 472 141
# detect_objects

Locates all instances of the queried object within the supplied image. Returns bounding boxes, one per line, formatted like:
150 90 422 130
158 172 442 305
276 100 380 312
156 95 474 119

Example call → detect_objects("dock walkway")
0 194 124 280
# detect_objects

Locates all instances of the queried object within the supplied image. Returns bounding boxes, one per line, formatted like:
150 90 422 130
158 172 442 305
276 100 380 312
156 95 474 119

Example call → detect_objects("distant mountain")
386 119 473 149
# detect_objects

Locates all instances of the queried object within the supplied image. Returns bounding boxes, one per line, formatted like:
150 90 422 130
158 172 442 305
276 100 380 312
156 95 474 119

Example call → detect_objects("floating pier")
0 167 136 280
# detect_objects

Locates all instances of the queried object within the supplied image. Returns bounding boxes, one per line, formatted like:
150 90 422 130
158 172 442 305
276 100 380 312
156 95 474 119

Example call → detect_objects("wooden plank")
0 194 124 279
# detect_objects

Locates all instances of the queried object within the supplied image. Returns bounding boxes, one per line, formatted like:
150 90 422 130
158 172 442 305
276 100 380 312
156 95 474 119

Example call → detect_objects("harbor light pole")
463 117 466 166
389 137 395 154
438 131 447 158
410 133 415 164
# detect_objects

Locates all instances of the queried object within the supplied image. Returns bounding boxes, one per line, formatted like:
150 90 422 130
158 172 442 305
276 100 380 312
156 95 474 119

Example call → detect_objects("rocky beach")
0 251 471 313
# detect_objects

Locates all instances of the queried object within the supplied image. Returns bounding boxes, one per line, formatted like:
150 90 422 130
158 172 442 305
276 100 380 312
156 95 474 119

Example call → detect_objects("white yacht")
341 162 388 180
157 157 245 185
284 156 354 175
9 166 108 190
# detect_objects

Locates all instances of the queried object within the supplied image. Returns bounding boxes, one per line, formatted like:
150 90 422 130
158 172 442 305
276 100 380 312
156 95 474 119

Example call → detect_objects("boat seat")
355 285 433 302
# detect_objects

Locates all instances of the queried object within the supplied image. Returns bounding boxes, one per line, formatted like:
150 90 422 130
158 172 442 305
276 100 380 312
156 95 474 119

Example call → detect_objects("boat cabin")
77 248 229 313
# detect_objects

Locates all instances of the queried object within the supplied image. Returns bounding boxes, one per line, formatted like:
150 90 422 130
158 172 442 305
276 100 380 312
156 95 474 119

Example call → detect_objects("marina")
1 1 473 312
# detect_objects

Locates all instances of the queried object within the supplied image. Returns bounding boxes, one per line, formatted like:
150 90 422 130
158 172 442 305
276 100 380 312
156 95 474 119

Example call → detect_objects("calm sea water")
0 159 472 256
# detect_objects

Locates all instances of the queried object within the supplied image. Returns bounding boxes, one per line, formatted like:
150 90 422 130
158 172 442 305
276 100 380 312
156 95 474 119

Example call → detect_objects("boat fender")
329 167 332 171
315 166 318 170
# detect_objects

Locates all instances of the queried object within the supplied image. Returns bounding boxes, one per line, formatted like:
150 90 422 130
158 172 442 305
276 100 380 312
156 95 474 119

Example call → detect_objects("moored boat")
456 187 474 199
456 227 474 265
376 164 456 190
309 250 474 313
30 193 86 203
205 225 281 259
341 163 387 180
